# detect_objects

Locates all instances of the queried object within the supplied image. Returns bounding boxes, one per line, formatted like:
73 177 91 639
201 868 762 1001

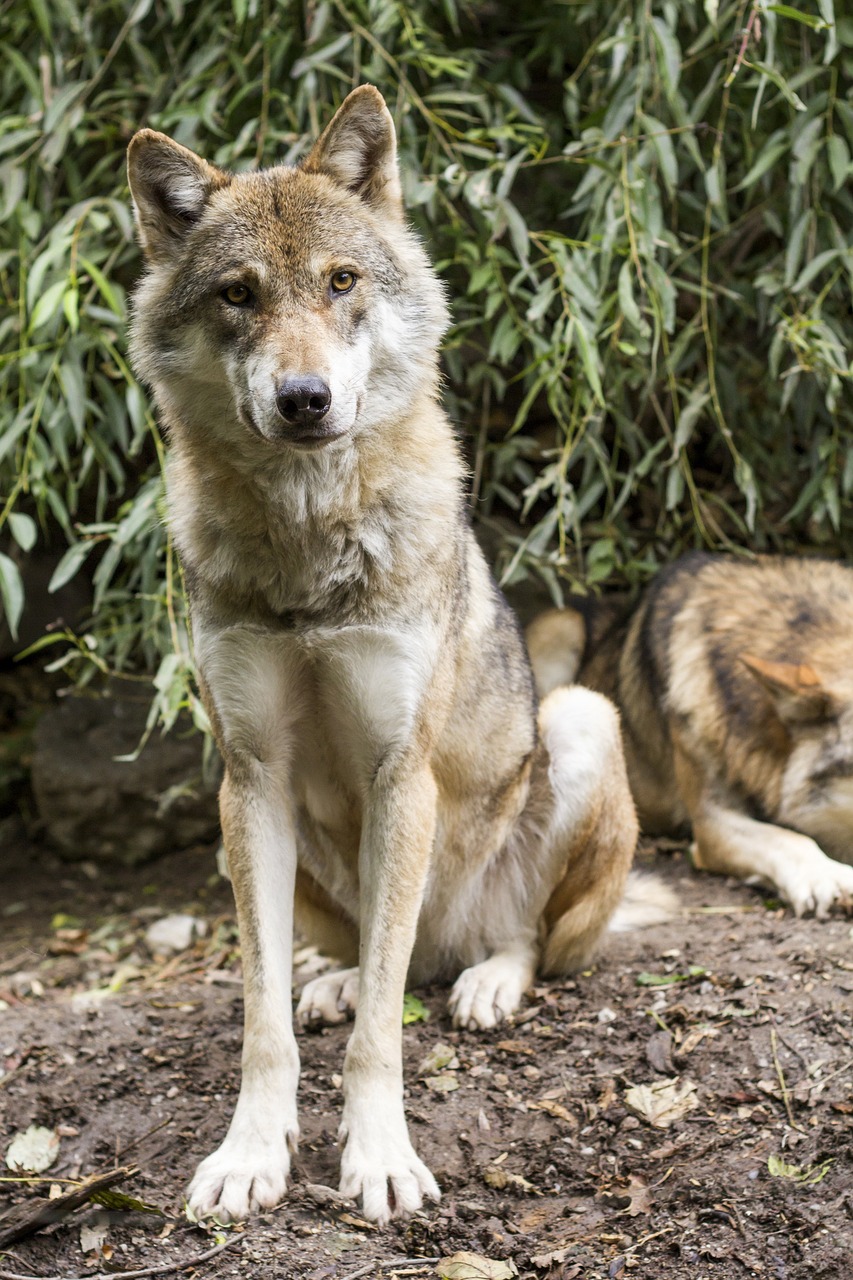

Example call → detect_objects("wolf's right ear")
302 85 404 221
740 653 835 724
127 131 230 261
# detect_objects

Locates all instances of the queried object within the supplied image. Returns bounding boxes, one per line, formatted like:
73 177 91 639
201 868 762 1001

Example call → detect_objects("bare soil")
1 821 852 1280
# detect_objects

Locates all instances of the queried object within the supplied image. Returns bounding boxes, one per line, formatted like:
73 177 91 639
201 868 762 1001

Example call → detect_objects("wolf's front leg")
338 762 441 1225
691 801 853 918
186 769 299 1222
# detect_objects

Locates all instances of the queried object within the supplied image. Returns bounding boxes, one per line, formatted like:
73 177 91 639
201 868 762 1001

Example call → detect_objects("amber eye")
330 270 356 295
222 283 252 306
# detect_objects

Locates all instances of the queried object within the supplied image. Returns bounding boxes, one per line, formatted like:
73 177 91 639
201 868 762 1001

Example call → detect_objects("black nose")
275 376 332 425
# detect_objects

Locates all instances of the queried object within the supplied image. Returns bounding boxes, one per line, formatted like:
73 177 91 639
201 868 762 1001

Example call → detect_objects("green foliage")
2 0 852 720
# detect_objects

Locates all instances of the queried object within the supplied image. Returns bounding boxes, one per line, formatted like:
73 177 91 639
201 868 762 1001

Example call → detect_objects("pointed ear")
302 85 403 220
740 653 835 724
127 130 230 261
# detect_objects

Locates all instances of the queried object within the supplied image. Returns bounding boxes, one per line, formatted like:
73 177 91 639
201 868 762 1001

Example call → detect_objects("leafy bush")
2 0 851 728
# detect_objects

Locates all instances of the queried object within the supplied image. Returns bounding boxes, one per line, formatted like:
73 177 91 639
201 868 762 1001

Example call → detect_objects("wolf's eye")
222 283 252 307
330 270 356 295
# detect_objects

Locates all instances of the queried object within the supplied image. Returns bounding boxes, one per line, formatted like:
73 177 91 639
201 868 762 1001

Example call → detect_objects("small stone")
145 914 207 955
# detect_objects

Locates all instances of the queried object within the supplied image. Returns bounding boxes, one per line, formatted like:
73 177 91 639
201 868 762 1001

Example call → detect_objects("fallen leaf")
597 1079 618 1110
528 1098 577 1127
6 1125 60 1173
530 1246 575 1269
767 1154 833 1185
402 993 430 1025
636 965 707 987
338 1211 378 1230
80 1213 109 1256
483 1166 538 1194
424 1072 460 1094
599 1175 654 1216
436 1251 518 1279
677 1025 720 1055
624 1077 699 1128
496 1039 533 1055
92 1187 163 1214
418 1042 459 1076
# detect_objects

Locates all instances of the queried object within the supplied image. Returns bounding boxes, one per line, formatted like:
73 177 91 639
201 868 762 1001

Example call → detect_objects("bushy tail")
608 870 680 933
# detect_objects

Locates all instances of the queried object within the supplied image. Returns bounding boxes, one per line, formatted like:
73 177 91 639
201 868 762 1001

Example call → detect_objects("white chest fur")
195 619 438 792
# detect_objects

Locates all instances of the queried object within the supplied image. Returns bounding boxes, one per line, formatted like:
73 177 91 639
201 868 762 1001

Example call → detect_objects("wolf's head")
127 86 449 453
742 652 853 863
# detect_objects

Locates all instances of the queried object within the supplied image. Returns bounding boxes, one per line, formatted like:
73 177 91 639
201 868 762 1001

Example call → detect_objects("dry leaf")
677 1026 720 1056
338 1210 378 1230
80 1213 110 1256
6 1125 60 1173
436 1251 518 1279
483 1166 538 1194
530 1246 574 1269
496 1039 533 1055
528 1098 577 1127
424 1072 459 1094
418 1042 459 1076
624 1077 698 1128
599 1175 654 1216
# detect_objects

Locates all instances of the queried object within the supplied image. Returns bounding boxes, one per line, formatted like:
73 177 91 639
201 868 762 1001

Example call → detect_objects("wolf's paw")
338 1121 440 1225
186 1127 297 1223
448 954 530 1031
782 853 853 919
297 967 360 1028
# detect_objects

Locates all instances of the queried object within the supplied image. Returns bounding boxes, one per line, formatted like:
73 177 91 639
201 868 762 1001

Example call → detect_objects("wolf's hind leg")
448 941 536 1031
539 686 638 974
297 967 360 1027
293 868 360 1026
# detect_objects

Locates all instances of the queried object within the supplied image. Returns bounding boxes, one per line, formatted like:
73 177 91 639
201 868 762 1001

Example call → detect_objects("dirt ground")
1 815 852 1280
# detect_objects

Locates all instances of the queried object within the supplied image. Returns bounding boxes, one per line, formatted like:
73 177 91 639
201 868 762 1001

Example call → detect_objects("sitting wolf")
127 85 642 1226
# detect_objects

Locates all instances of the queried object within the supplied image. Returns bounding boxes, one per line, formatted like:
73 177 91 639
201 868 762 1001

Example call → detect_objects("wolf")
526 551 853 918
126 86 641 1226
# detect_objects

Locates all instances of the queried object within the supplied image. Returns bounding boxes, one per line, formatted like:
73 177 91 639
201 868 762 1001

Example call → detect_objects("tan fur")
127 87 638 1227
527 552 853 917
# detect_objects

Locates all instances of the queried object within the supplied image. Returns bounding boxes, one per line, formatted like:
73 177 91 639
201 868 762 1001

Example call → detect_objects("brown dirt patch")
1 827 852 1279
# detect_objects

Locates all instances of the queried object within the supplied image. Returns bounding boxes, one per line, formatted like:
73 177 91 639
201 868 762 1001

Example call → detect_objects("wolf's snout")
276 376 332 426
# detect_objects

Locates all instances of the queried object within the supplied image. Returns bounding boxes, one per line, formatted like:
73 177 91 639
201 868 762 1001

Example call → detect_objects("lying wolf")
127 86 641 1226
527 551 853 918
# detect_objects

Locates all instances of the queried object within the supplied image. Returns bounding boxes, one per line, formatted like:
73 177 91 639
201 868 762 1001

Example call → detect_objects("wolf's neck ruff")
165 396 465 625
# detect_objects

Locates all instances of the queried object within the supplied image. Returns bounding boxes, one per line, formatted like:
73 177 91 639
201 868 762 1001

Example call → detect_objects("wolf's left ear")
740 653 835 724
127 130 230 262
302 85 403 220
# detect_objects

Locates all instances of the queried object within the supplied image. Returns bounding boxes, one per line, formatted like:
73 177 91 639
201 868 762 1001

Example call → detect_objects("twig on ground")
341 1259 440 1280
0 1234 242 1280
0 1167 139 1250
771 1026 802 1131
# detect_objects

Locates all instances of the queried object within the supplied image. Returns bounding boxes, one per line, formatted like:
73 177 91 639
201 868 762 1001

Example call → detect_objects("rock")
31 688 220 865
145 913 207 956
